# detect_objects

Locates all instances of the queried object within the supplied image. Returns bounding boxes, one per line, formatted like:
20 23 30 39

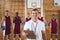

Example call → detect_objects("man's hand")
24 30 36 39
25 32 29 36
42 31 47 40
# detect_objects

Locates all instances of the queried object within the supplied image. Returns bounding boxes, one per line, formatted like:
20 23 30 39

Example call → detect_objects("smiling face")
32 9 38 18
32 11 38 18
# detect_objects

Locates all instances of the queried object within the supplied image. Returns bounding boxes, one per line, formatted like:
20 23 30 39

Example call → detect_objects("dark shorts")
14 28 20 34
51 30 57 34
5 28 11 35
1 26 6 30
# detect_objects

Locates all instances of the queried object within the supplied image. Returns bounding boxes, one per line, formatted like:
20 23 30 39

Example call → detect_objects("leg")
55 33 58 38
14 34 16 38
4 35 8 40
3 30 5 40
8 34 10 40
13 34 16 40
51 34 52 38
4 30 8 40
55 33 58 40
50 33 52 40
19 34 21 40
50 33 52 38
19 34 21 38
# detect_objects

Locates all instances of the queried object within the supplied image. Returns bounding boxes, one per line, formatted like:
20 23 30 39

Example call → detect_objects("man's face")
39 13 41 17
16 13 18 16
32 11 38 18
27 14 30 17
52 16 55 18
5 12 8 16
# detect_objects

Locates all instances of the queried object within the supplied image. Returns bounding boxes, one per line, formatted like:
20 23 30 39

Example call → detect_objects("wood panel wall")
43 0 60 40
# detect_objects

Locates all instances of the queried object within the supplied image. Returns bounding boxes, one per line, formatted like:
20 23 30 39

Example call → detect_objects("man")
23 9 46 40
38 12 44 21
22 13 31 26
38 12 46 27
26 13 31 22
1 15 6 40
49 14 57 40
13 12 21 40
2 10 11 40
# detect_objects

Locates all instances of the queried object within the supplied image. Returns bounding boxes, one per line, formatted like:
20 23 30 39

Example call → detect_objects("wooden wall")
0 0 25 21
0 0 25 40
0 0 60 40
43 0 60 40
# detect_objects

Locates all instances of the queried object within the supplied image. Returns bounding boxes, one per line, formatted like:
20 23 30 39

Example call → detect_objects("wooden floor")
0 26 60 40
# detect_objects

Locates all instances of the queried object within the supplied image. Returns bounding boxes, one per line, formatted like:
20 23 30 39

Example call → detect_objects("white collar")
30 19 39 23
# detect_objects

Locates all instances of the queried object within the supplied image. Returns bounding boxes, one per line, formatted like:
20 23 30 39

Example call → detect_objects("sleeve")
24 22 29 30
42 22 45 31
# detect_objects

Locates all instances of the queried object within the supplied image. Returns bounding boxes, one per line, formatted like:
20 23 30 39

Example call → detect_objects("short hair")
16 12 18 15
52 14 55 16
6 10 9 12
32 8 38 11
38 12 41 14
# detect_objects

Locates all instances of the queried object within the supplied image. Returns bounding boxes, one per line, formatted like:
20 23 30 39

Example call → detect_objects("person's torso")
27 20 43 39
38 17 43 21
5 16 11 26
51 19 57 27
14 16 21 24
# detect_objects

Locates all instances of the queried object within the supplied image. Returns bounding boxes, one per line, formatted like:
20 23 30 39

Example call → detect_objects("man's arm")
42 22 47 40
42 31 47 40
22 22 29 36
1 16 5 29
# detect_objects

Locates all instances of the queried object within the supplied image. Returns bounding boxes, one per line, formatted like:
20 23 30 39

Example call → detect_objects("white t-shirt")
24 19 45 40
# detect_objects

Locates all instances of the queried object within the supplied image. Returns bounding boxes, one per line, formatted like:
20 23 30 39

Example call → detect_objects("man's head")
5 10 9 16
32 9 38 18
16 12 19 16
38 12 41 17
27 13 30 17
52 14 55 18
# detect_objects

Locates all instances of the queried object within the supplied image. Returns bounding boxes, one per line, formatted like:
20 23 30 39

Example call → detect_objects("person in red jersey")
4 10 11 40
13 12 21 40
38 12 44 21
26 13 31 22
49 14 57 40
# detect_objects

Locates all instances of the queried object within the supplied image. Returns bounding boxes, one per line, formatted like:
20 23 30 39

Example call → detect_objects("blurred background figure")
2 10 12 40
38 12 44 21
13 12 21 40
26 13 31 22
1 15 6 40
49 14 57 40
38 12 46 27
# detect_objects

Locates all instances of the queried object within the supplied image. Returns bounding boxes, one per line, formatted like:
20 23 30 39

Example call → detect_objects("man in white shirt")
23 9 46 40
